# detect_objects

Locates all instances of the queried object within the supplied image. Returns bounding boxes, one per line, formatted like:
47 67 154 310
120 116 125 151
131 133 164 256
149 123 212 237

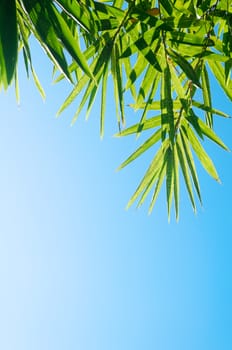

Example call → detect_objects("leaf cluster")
0 0 231 220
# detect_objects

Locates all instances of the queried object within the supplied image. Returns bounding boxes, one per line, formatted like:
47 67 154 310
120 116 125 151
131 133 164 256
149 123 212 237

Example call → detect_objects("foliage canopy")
0 0 231 220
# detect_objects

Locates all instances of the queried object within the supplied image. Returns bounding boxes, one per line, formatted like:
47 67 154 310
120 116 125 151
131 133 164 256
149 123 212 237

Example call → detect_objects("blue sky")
0 43 231 350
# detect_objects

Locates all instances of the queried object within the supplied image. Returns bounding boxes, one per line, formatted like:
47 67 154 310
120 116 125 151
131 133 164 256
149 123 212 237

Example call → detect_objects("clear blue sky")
0 42 231 350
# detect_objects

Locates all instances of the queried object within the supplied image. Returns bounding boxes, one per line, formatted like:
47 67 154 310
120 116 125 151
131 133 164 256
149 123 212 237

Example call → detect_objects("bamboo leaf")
115 116 161 137
149 160 166 214
0 0 18 88
57 73 90 116
46 2 94 80
167 31 214 47
159 0 173 15
126 142 169 209
118 128 162 170
31 67 46 100
208 60 232 101
166 146 174 221
183 124 221 182
54 0 95 33
169 49 202 88
130 100 182 111
192 100 231 118
161 65 175 143
22 0 73 82
186 114 229 151
100 63 109 138
180 128 202 204
176 135 196 212
173 144 180 221
201 65 213 127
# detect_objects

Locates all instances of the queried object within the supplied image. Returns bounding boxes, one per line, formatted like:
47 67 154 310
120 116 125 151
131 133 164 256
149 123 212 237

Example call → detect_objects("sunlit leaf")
118 128 162 170
208 60 232 101
183 123 221 182
201 65 213 127
176 135 196 212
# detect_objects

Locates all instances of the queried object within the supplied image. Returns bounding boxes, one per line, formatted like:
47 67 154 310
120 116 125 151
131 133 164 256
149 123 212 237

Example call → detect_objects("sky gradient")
0 44 232 350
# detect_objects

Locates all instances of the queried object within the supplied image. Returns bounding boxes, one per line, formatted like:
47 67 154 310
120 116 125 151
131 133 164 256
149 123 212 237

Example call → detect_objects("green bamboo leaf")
185 110 204 139
126 142 169 209
118 128 162 170
149 160 166 214
14 68 20 104
93 0 124 20
54 44 97 83
201 65 213 127
208 60 232 101
169 63 191 115
114 44 125 125
46 2 94 80
176 135 196 212
136 65 160 106
161 65 175 143
169 48 202 88
85 83 99 120
186 114 229 150
192 100 231 118
111 46 122 128
57 73 90 116
130 100 182 111
129 7 162 27
180 128 202 204
100 63 109 138
71 70 102 124
136 70 161 132
31 67 46 100
22 47 30 78
166 147 174 221
134 38 162 72
124 55 146 93
123 57 137 100
172 44 204 57
57 42 111 118
167 31 214 47
173 144 180 221
115 116 161 137
0 0 18 88
54 0 94 33
199 51 231 62
121 23 162 58
183 124 221 182
159 0 173 15
22 0 73 82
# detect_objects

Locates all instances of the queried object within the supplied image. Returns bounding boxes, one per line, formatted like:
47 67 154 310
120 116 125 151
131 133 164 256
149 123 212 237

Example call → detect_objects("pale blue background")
0 43 231 350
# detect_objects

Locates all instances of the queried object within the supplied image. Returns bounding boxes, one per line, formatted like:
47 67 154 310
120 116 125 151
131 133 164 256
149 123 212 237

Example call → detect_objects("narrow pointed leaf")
166 146 174 220
169 49 202 88
125 141 169 208
183 124 220 182
192 100 231 118
201 65 213 127
22 0 72 82
115 116 161 137
208 60 232 100
186 115 229 150
46 3 94 80
118 128 162 170
173 144 180 221
176 136 196 212
0 0 18 87
149 161 166 214
180 128 202 204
